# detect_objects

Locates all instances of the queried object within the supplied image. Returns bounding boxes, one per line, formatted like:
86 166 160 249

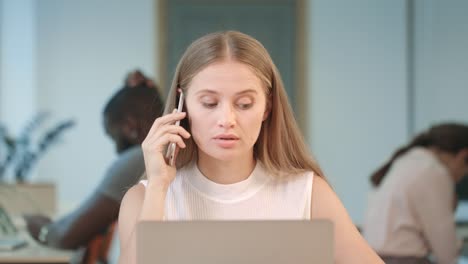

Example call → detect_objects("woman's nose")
217 104 236 128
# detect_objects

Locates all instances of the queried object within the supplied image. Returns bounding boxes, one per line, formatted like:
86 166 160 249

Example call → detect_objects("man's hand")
23 214 52 242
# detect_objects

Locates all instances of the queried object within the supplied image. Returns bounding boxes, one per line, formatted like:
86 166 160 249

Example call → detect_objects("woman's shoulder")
264 169 316 198
310 175 340 218
121 182 146 211
274 169 316 184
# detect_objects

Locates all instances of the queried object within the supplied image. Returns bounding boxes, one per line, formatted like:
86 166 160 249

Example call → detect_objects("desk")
0 233 74 264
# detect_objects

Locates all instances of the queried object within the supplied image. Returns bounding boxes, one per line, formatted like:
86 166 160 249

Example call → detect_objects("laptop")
137 220 334 264
0 206 27 251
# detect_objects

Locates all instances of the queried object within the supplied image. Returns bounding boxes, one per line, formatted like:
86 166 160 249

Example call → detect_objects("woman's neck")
196 153 256 184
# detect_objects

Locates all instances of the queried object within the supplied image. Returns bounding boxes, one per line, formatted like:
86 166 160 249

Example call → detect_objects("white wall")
308 0 409 224
35 0 157 212
0 0 36 137
0 1 2 110
414 0 468 132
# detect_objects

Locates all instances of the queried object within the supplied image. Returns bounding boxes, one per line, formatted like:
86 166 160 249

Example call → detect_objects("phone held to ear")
165 90 184 166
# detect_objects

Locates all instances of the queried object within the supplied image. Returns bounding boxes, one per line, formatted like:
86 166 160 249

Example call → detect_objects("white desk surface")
0 231 73 263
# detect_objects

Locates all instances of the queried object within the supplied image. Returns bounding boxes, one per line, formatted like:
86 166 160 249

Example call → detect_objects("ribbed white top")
140 161 314 220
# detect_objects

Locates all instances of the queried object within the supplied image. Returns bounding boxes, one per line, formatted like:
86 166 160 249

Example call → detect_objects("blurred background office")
1 0 468 248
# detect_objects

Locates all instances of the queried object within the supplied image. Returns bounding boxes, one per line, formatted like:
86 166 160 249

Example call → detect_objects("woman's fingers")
142 127 188 152
153 125 191 139
143 125 190 148
146 110 186 137
145 132 187 150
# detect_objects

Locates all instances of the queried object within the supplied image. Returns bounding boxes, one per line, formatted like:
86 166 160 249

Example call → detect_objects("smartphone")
165 90 184 166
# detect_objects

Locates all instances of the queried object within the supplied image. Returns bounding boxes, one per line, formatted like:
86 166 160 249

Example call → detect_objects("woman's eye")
202 102 217 108
237 103 253 110
236 97 253 110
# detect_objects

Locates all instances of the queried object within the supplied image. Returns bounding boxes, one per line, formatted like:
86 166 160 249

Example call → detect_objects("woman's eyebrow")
195 89 258 95
195 89 218 95
236 89 258 95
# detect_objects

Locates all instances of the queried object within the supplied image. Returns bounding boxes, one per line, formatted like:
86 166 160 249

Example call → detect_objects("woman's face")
184 60 269 162
453 150 468 182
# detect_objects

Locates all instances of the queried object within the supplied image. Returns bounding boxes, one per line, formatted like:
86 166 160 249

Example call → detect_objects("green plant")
0 112 75 183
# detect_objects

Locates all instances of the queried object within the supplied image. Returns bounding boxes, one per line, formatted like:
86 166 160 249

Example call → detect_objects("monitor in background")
455 175 468 223
457 174 468 201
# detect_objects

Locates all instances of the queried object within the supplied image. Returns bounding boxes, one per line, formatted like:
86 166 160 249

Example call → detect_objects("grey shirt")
98 145 145 202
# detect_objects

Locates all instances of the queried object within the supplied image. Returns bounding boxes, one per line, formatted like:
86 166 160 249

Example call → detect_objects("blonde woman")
118 31 383 263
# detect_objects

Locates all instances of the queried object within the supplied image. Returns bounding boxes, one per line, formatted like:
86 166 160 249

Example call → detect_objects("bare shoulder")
118 184 146 247
311 175 343 219
122 183 146 204
119 184 146 222
310 175 384 263
311 175 359 227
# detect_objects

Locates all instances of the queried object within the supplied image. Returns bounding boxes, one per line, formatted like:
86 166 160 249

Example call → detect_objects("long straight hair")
165 31 324 178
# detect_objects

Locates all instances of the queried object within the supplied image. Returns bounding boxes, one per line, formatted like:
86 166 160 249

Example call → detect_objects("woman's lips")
213 135 239 148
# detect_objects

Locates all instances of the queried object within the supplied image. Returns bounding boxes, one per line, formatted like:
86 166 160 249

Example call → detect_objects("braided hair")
103 70 164 152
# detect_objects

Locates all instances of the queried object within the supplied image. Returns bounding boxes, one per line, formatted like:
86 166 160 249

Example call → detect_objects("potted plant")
0 113 75 217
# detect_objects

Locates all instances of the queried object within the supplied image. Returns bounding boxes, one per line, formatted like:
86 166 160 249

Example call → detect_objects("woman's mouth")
213 134 239 148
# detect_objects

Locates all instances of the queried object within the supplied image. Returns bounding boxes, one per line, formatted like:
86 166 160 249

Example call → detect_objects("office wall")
35 0 156 212
414 0 468 132
0 1 2 116
0 0 36 136
0 1 2 110
308 0 409 224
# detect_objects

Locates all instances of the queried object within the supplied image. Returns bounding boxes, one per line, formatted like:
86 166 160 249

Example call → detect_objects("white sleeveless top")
140 161 314 220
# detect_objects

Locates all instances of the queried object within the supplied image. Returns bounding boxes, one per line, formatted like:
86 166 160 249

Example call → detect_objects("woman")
118 31 383 263
363 123 468 264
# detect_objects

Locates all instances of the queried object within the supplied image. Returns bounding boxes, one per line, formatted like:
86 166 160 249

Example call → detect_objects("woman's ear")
263 96 272 121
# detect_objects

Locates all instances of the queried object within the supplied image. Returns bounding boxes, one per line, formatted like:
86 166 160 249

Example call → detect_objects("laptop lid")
137 220 334 264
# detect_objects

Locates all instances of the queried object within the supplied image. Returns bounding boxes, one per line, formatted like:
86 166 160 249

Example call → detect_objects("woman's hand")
141 110 190 188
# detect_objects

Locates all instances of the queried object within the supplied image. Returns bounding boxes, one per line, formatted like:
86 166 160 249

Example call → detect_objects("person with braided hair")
22 70 164 260
363 123 468 264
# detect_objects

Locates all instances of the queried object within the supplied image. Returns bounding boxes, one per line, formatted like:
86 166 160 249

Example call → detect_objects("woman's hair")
103 70 164 137
371 123 468 187
164 31 324 178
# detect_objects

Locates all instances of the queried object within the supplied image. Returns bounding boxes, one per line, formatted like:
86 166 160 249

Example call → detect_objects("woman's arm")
408 173 459 264
118 109 190 263
311 176 384 263
118 181 170 264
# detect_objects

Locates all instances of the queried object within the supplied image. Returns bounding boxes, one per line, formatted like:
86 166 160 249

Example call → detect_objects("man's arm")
24 192 119 249
24 147 144 249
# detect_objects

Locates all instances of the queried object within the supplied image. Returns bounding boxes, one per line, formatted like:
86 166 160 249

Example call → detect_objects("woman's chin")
201 149 250 162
